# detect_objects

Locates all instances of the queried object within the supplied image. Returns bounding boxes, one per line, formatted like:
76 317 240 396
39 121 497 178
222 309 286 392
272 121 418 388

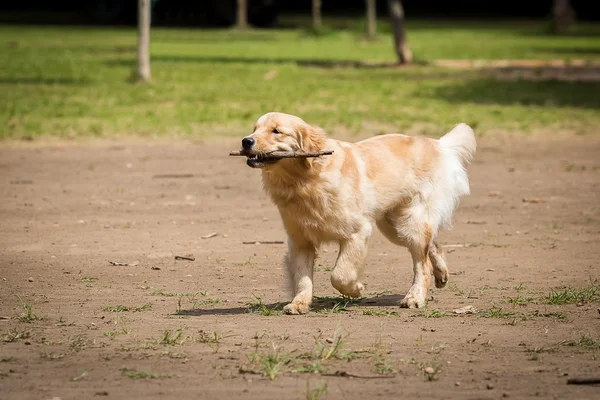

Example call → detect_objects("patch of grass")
415 309 448 318
40 352 65 361
162 351 188 359
16 296 41 323
197 330 234 353
102 304 152 312
68 335 92 352
312 296 362 314
565 334 600 349
546 281 599 305
313 326 360 361
478 306 515 318
248 342 290 381
71 371 89 382
314 266 333 272
296 360 327 374
363 310 398 317
306 381 328 400
1 329 30 342
513 283 527 291
506 294 534 305
81 276 97 282
150 290 202 297
103 329 129 338
121 368 173 380
102 305 130 312
246 296 284 316
527 311 567 319
156 329 185 345
374 356 396 375
2 21 599 141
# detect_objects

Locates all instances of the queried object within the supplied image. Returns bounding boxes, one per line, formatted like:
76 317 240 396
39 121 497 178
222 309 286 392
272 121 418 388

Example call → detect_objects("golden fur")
241 112 476 314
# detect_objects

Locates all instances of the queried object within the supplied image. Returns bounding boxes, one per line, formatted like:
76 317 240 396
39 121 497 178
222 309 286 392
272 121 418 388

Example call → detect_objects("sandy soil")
1 135 599 400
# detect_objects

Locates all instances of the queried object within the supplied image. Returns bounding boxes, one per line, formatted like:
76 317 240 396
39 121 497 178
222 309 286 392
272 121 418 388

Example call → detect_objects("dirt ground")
1 135 599 400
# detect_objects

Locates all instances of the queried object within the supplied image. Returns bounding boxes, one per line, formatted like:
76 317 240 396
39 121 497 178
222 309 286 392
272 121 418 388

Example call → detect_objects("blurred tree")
553 0 575 34
388 0 412 64
365 0 377 39
312 0 322 30
137 0 151 83
237 0 248 29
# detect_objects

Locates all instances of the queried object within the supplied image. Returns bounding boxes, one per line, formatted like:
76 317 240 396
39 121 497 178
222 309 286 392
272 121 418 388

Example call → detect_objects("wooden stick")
243 241 284 245
567 377 600 385
174 255 195 261
229 150 334 158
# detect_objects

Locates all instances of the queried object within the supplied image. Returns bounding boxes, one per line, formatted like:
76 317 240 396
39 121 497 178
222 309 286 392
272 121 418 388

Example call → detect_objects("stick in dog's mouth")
245 153 279 169
229 150 335 169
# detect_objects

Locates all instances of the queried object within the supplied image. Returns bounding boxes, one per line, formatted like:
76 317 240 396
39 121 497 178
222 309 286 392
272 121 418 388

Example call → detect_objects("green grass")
565 334 600 349
363 309 398 317
156 329 185 345
306 381 328 400
415 308 448 318
121 368 173 380
1 20 599 140
1 329 30 342
16 296 41 323
102 304 152 312
478 306 515 318
546 281 599 305
312 296 362 313
246 296 284 316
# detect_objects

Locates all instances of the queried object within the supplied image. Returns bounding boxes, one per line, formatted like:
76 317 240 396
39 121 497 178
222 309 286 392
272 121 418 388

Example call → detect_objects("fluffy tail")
438 123 477 167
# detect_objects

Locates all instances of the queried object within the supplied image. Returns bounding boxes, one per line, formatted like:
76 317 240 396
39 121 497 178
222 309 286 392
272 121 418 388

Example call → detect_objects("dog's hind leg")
283 237 316 315
377 209 434 308
429 240 449 288
330 224 371 298
400 224 434 309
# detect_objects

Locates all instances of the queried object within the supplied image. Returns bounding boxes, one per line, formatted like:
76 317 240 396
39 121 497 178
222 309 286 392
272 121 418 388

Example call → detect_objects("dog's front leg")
330 226 371 298
283 238 316 315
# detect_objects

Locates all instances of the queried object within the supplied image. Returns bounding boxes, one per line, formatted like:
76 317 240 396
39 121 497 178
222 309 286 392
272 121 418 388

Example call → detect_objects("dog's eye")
272 128 280 134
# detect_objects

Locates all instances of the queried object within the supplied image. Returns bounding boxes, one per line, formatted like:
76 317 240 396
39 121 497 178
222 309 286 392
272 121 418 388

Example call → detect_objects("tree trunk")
136 0 151 83
387 0 412 64
237 0 248 29
312 0 322 31
553 0 575 34
365 0 377 39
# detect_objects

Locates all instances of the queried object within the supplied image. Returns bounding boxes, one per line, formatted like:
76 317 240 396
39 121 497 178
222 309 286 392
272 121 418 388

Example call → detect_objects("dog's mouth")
245 153 280 169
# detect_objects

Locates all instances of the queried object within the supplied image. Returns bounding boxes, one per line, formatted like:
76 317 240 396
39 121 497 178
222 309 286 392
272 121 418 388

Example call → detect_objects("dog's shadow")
174 294 404 317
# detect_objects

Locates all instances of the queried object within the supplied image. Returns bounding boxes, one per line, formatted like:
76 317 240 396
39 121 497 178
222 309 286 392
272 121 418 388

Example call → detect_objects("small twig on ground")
229 150 334 159
238 368 262 375
108 261 139 267
201 232 218 239
567 377 600 385
152 174 194 179
174 255 195 261
522 198 546 204
242 241 284 245
322 371 395 379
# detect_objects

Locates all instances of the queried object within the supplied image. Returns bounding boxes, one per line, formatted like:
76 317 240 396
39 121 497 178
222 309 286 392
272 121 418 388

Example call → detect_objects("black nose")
242 137 255 150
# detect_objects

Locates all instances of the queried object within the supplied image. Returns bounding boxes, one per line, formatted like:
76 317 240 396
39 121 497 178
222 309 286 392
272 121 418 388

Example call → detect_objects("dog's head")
240 112 326 169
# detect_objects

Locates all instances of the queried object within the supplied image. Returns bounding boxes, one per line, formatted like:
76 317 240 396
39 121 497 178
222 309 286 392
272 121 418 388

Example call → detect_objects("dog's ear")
297 124 327 168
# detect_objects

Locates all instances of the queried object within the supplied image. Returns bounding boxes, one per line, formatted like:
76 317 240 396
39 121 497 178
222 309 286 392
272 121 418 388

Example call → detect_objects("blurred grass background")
1 19 599 140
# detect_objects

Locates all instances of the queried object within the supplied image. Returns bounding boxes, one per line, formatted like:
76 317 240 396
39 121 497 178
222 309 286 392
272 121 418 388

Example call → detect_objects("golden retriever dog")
239 112 476 314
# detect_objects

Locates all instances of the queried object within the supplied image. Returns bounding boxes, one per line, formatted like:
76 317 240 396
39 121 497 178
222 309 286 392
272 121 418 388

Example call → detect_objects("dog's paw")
400 293 426 308
433 270 449 289
283 302 310 315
